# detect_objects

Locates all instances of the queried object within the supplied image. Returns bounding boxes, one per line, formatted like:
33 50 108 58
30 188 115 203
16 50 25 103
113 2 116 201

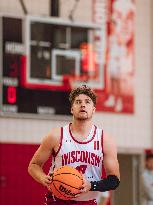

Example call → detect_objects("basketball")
49 165 83 200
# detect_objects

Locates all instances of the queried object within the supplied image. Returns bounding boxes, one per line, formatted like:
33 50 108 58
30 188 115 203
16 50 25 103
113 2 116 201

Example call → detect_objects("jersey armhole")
101 129 106 178
53 127 63 157
101 129 104 157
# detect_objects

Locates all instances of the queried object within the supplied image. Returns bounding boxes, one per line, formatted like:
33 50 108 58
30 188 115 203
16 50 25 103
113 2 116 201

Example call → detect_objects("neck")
71 119 93 134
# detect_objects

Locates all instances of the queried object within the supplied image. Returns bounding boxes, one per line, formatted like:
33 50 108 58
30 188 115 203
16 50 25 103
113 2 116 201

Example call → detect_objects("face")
71 94 96 120
146 158 153 171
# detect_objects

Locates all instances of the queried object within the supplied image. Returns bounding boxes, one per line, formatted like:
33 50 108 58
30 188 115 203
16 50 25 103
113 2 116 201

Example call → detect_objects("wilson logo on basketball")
59 184 76 197
49 166 83 200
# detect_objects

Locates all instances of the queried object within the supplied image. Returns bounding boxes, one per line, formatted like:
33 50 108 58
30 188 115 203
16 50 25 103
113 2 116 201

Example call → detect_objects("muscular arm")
28 128 60 187
81 133 120 193
103 134 120 179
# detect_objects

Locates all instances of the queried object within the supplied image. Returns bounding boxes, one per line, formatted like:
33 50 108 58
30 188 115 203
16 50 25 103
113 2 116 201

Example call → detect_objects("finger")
44 178 52 186
80 188 86 193
54 168 58 172
73 191 81 198
46 176 52 182
80 182 86 189
47 185 52 192
49 172 53 177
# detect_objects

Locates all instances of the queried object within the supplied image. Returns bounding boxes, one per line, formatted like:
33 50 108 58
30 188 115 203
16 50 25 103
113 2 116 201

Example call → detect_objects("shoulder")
96 127 115 143
102 133 117 154
41 127 62 149
103 132 116 144
95 126 117 147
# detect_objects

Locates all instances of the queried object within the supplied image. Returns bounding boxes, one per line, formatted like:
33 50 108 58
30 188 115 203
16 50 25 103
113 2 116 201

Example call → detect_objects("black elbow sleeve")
90 175 120 192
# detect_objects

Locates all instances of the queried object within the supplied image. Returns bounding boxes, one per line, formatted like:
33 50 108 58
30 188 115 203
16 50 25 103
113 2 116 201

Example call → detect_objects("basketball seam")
52 179 82 190
54 166 81 176
53 172 82 180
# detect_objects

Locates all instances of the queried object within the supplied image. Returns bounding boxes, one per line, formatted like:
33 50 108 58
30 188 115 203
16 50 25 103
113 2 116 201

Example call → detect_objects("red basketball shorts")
45 192 97 205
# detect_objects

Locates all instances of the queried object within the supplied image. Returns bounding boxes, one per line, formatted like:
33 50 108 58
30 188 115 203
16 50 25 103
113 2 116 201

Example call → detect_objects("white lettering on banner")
2 105 17 113
37 106 55 114
3 77 18 86
93 0 107 64
5 42 25 54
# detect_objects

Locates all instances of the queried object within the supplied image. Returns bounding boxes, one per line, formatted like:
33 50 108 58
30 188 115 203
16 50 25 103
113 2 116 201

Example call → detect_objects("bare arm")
97 192 109 205
103 134 120 179
80 133 120 193
101 197 109 205
28 128 60 187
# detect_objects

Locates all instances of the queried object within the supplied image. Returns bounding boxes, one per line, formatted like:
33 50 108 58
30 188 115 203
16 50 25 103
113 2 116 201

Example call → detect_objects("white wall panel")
60 0 92 22
0 0 92 21
0 0 50 16
0 0 22 15
0 117 68 144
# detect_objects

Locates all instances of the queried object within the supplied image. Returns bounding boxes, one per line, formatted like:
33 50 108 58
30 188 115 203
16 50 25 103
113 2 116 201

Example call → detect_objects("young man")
142 153 153 205
28 85 120 205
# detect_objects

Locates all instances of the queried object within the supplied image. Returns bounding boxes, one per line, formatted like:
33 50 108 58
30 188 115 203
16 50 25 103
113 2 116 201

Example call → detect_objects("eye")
75 100 81 104
86 100 91 104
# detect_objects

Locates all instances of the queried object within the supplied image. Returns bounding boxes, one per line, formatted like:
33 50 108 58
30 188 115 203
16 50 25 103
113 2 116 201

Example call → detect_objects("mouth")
80 110 87 113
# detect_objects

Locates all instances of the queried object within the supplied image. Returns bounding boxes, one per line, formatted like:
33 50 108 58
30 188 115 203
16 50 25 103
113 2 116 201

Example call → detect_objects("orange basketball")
49 165 83 200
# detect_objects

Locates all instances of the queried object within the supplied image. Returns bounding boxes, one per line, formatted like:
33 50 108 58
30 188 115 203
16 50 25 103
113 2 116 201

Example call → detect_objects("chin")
77 116 88 120
78 119 88 121
80 116 93 121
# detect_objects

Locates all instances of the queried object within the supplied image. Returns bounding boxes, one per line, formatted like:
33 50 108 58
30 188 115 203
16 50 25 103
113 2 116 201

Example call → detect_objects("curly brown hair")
69 85 97 106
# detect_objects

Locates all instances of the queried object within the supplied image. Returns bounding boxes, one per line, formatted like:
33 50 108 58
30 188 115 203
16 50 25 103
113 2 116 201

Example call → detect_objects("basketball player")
142 153 153 205
28 85 120 205
104 0 135 112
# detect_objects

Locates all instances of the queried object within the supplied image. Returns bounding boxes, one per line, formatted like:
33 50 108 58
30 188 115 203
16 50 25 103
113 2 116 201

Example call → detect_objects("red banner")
93 0 135 114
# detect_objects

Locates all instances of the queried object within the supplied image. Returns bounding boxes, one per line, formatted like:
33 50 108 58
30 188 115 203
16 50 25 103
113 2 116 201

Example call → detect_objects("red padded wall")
0 143 51 205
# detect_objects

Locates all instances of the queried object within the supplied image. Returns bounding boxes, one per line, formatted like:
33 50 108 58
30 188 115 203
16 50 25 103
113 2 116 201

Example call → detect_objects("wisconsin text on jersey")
62 150 102 167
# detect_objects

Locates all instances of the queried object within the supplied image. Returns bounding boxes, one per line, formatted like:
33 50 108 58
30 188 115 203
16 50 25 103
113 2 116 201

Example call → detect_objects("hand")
45 170 58 191
40 174 52 188
74 175 91 198
80 175 91 193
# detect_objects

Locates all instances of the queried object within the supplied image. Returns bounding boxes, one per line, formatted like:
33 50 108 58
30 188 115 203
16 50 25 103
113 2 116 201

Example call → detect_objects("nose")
80 101 86 107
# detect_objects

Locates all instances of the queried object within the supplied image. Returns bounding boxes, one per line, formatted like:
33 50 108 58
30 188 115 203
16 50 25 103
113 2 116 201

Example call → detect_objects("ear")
93 107 96 113
71 107 73 114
